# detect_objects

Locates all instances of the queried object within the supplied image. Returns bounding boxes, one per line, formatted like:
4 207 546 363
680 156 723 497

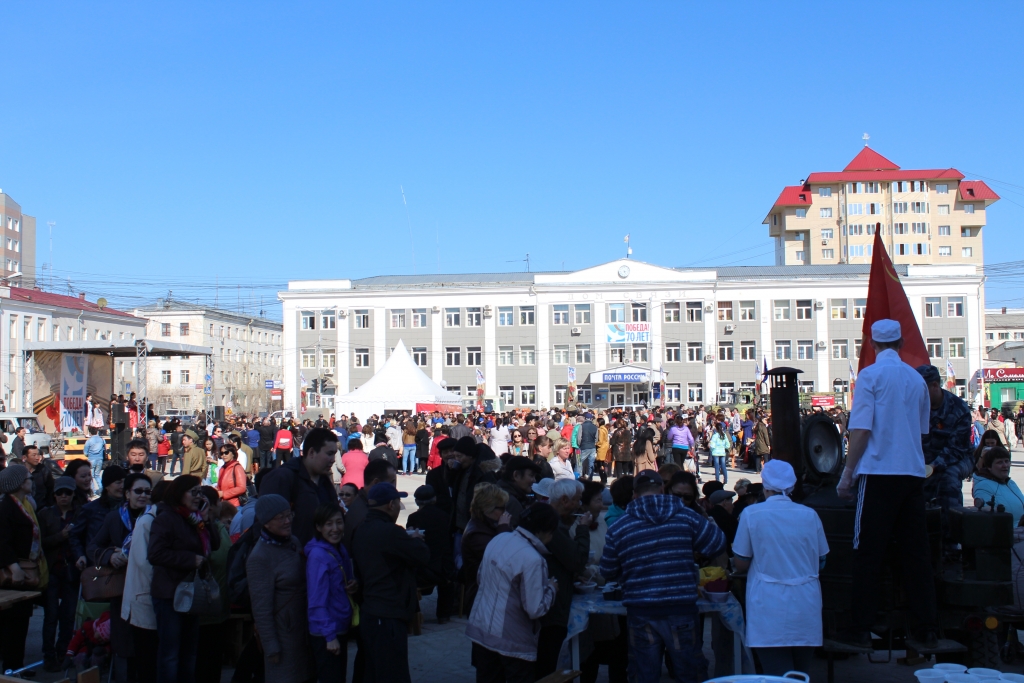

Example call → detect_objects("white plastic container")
945 674 980 683
934 664 969 674
969 670 1003 679
1000 674 1024 683
915 670 948 683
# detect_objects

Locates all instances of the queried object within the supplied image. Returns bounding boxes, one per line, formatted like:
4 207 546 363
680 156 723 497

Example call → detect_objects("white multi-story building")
132 301 283 414
280 259 985 416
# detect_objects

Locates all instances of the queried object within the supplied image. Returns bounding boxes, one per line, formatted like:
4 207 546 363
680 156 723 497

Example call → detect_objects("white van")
0 413 53 455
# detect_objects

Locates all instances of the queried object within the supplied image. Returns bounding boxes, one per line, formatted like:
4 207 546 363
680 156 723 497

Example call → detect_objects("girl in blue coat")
305 505 358 683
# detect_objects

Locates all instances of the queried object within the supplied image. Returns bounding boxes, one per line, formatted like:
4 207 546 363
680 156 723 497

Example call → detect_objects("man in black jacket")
368 433 400 470
22 444 54 510
407 485 456 624
258 427 338 545
257 418 277 471
342 458 396 549
423 438 459 515
351 483 430 683
496 455 540 527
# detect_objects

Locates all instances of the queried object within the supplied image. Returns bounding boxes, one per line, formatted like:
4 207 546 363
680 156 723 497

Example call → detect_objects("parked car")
0 413 53 455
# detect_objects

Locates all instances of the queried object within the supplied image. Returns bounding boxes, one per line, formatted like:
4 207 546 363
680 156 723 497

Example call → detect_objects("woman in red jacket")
216 443 248 507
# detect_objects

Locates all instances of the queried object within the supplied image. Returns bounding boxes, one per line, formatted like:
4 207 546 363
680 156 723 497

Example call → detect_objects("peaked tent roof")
334 340 463 410
844 146 900 171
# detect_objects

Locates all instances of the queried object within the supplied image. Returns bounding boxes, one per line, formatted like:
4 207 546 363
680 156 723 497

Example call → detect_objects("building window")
954 379 966 398
962 247 974 257
354 349 370 367
466 347 482 366
821 228 834 239
961 227 975 237
948 338 966 358
554 385 566 406
610 344 626 364
466 307 482 327
520 346 535 365
820 208 833 218
795 208 806 218
631 303 647 322
819 187 832 197
664 302 680 323
797 340 814 360
848 203 863 215
936 225 951 236
926 338 943 358
608 303 625 323
161 323 171 337
795 250 805 261
161 370 171 384
775 340 792 360
718 383 735 403
718 341 734 361
938 205 949 215
665 384 681 403
445 347 461 366
179 370 190 384
408 347 427 366
854 340 862 358
740 341 756 361
935 184 948 194
939 246 952 256
578 385 593 403
553 345 569 365
552 304 569 325
447 386 462 397
796 300 812 320
686 342 703 362
574 304 591 325
499 386 514 406
822 249 834 259
830 299 847 319
774 300 791 321
832 340 849 359
322 350 336 368
798 381 815 394
411 309 427 328
352 310 369 328
445 308 460 327
924 297 942 318
520 306 535 325
301 311 316 330
717 301 733 321
964 204 975 214
492 306 511 326
687 383 703 402
893 202 907 214
575 344 591 364
300 349 317 369
498 346 514 366
319 311 335 330
947 296 964 317
736 301 755 321
391 309 406 328
631 345 648 363
520 386 537 406
686 302 703 322
664 341 683 363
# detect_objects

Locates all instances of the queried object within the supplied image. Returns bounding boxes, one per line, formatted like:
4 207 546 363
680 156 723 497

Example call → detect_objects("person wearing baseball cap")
600 469 726 680
732 459 828 675
836 318 938 649
350 482 429 682
498 456 542 526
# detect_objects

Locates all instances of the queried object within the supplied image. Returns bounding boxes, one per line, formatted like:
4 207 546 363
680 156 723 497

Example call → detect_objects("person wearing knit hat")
0 462 30 494
70 465 126 573
255 493 291 525
733 458 829 676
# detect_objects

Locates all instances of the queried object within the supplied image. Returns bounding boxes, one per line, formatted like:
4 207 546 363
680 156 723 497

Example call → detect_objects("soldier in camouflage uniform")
917 365 974 551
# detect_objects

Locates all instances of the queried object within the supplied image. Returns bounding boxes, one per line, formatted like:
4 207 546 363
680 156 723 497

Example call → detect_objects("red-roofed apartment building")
763 147 999 267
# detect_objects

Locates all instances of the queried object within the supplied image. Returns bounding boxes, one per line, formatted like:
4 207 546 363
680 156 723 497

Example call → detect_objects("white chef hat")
761 459 797 494
871 319 902 343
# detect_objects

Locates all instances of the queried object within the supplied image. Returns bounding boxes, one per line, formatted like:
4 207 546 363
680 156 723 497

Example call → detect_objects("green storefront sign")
984 368 1024 411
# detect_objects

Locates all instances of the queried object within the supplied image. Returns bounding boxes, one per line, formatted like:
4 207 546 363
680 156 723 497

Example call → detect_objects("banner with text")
60 354 89 432
606 322 651 344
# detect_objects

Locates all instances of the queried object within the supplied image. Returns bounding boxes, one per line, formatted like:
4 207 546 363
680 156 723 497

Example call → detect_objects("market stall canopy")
333 340 463 419
585 364 669 384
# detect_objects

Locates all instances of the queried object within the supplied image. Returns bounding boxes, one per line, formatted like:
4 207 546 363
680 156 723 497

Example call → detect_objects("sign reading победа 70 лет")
606 322 651 344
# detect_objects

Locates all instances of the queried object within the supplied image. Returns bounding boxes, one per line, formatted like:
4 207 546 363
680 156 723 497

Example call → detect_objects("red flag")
858 225 930 371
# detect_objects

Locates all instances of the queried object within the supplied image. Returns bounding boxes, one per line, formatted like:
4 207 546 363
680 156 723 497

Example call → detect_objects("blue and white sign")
265 380 275 389
60 354 89 432
591 370 649 383
605 322 650 344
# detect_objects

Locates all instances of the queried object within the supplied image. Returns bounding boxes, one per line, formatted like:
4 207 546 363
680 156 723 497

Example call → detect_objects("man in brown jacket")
753 414 771 474
182 429 206 478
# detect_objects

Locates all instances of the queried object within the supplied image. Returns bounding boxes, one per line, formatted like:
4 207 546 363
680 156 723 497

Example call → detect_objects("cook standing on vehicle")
836 319 937 649
733 459 828 675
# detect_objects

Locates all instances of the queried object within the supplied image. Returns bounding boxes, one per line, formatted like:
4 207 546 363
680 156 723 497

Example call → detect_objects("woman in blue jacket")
306 505 358 683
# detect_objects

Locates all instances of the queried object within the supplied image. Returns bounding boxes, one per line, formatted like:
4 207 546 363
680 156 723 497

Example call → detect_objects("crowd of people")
0 343 1018 683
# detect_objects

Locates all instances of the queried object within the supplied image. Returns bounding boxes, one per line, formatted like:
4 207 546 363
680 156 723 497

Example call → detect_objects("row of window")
2 217 21 233
795 201 975 219
158 369 274 386
218 348 279 366
6 315 138 343
5 239 20 253
987 331 1024 341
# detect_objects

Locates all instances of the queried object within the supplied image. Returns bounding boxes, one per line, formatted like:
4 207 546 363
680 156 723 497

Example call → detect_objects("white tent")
333 340 464 420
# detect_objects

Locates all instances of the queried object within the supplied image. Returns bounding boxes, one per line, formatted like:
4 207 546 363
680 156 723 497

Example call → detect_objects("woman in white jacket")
466 503 561 683
121 493 159 683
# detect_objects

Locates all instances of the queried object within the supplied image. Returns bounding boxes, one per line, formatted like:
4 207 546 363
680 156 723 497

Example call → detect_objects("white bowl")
969 671 1002 679
945 674 980 683
915 669 947 683
704 591 730 603
1000 674 1024 683
934 664 969 674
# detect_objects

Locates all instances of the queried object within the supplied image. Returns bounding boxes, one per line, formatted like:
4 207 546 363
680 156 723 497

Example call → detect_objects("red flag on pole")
858 224 930 372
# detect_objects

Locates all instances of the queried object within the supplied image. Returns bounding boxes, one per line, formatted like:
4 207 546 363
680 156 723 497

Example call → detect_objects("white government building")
280 259 984 417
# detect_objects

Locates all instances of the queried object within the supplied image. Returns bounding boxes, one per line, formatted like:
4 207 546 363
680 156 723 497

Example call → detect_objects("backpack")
225 525 258 610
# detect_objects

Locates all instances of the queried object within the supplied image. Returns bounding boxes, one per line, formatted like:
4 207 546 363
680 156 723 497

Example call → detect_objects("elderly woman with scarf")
973 446 1024 526
0 464 49 673
147 475 220 683
89 472 154 682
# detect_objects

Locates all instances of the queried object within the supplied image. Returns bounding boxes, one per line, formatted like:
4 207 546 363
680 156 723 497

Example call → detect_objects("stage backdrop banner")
60 354 89 432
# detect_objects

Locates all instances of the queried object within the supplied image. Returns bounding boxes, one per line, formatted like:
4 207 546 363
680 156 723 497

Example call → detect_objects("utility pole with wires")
506 254 531 272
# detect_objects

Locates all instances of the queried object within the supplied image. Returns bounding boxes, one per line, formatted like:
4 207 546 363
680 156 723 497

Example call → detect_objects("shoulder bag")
173 563 221 616
81 564 126 602
0 558 40 589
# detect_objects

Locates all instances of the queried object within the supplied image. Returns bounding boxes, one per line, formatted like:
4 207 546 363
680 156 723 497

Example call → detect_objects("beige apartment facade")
0 190 36 288
764 148 999 268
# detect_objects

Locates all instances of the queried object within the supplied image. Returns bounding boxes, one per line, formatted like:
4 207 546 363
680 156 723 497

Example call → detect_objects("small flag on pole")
946 359 956 390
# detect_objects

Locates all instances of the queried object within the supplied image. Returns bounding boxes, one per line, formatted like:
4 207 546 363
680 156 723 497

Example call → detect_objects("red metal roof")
844 147 900 171
958 180 1000 202
7 287 138 318
772 184 813 208
807 168 965 183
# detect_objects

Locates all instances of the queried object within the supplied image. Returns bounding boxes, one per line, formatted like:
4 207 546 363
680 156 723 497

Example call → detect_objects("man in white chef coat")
734 460 829 676
837 318 937 649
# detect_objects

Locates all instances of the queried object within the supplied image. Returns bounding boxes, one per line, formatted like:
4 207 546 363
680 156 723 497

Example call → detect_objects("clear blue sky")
4 2 1023 315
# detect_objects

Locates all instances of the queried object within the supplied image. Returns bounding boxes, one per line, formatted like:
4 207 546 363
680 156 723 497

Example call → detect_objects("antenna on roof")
862 132 870 146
